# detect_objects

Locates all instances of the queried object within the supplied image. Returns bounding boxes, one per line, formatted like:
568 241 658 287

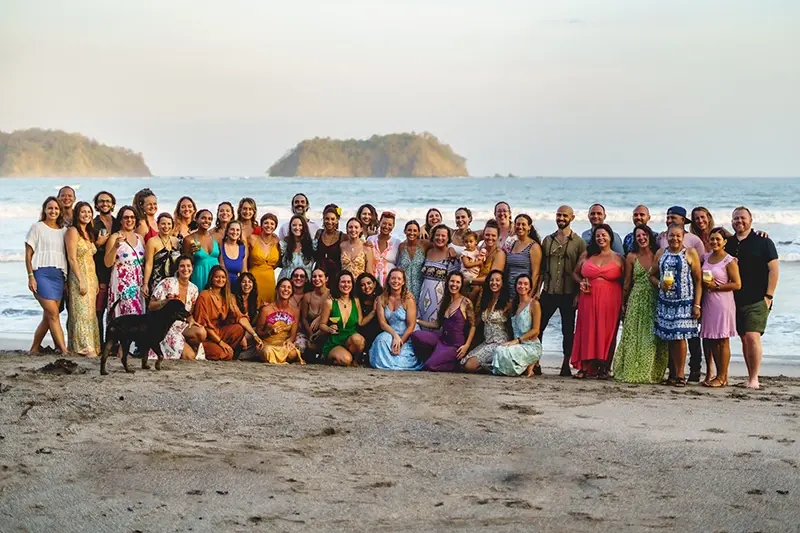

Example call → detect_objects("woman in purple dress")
700 227 741 387
412 271 476 372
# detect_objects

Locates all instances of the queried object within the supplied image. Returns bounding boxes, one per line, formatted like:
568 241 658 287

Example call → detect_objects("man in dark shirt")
725 206 779 390
538 205 587 376
92 191 119 343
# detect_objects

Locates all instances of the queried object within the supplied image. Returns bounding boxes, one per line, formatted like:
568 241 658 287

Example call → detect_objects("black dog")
100 299 191 375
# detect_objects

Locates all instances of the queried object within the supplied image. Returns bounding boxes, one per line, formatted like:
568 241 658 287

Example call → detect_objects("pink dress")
107 236 145 321
700 253 737 339
571 259 623 372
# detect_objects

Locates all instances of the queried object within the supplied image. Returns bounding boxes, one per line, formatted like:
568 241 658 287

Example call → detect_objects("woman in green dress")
319 270 365 366
613 225 668 383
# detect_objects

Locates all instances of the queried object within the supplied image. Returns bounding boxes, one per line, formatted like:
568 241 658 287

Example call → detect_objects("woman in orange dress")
248 213 280 305
193 266 262 360
571 224 624 379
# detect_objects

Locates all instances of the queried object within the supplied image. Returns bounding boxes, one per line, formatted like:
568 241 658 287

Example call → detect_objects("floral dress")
465 307 510 371
261 307 304 364
613 259 668 383
366 235 400 286
147 277 204 360
108 235 145 321
67 237 100 355
277 240 316 281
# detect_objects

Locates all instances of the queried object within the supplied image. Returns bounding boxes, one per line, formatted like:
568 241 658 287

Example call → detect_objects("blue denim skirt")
34 267 65 301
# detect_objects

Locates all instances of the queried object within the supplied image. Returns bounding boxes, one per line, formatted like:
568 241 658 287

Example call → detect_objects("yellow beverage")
663 271 675 289
703 270 713 283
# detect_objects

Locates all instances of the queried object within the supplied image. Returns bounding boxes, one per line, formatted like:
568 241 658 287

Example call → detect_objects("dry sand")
1 353 799 533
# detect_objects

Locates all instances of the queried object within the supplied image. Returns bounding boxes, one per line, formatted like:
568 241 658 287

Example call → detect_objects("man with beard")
278 193 320 240
92 191 120 343
57 186 76 226
580 203 624 255
537 205 587 376
623 205 659 255
725 206 779 390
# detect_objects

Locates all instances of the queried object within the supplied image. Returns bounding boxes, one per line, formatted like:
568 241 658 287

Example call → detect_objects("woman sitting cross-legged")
193 265 262 360
252 278 305 364
319 270 366 366
147 255 207 360
462 270 511 373
413 271 476 372
490 274 543 377
369 268 422 371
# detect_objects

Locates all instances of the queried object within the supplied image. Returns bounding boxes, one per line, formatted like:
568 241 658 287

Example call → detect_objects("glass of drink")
329 316 340 333
663 271 675 290
191 238 201 253
703 270 713 284
98 228 108 237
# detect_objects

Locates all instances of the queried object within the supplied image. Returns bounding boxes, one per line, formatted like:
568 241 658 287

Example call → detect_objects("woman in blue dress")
649 224 703 387
370 268 422 371
220 220 248 286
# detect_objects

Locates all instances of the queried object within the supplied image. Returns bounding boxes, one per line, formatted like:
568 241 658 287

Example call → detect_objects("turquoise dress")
190 239 220 289
398 245 425 300
491 302 542 376
369 305 423 371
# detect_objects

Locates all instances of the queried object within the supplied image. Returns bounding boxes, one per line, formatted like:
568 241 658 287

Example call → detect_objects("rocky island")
268 132 468 177
0 128 152 177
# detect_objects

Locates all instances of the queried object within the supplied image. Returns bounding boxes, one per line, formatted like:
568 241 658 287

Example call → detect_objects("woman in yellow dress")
65 201 101 355
248 213 280 305
254 278 304 364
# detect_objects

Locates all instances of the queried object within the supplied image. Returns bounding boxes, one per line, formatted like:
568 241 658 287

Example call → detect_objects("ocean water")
1 176 799 369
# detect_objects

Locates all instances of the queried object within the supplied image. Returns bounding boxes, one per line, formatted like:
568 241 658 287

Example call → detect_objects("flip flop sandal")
673 377 687 387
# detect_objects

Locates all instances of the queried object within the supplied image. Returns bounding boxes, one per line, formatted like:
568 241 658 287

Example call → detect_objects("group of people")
24 186 778 388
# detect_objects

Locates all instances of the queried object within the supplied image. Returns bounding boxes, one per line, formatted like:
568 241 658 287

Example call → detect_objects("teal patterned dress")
613 259 669 383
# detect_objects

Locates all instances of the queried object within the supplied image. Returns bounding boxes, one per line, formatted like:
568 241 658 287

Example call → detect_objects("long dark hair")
357 203 378 235
510 273 533 313
71 201 95 240
437 271 465 327
234 272 258 322
479 269 509 315
290 267 311 294
587 223 615 257
514 214 541 245
115 205 137 229
39 196 64 228
331 270 355 299
355 272 383 308
284 215 315 264
424 208 443 235
631 224 658 254
214 201 234 231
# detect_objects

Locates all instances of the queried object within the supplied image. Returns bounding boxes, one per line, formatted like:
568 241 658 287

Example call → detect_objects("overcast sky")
1 0 798 177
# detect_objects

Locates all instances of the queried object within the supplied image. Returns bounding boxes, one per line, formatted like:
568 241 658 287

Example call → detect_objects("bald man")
580 203 624 255
538 205 587 376
623 205 659 255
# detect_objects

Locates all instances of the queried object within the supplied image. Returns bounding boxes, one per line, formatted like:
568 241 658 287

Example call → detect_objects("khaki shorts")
736 300 770 336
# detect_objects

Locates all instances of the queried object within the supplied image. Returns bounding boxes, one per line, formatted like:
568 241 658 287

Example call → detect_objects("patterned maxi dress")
108 236 145 321
417 256 457 323
613 259 668 383
655 249 699 341
149 245 180 296
67 237 100 355
366 235 400 286
261 307 304 364
465 308 510 371
492 302 542 376
398 245 426 300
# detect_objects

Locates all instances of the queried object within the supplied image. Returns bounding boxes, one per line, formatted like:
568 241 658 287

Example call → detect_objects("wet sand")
1 352 799 532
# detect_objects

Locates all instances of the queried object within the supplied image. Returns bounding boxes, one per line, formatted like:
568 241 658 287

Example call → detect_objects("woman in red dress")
571 223 624 379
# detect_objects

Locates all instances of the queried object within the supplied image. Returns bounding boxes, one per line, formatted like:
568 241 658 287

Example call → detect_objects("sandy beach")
1 352 799 533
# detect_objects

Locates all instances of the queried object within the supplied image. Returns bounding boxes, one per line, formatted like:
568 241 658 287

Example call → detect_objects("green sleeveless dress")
322 299 359 356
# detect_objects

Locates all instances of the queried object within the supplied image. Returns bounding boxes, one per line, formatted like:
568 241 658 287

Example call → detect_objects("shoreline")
1 354 798 532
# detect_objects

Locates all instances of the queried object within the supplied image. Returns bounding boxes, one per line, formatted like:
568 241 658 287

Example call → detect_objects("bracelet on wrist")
28 272 34 277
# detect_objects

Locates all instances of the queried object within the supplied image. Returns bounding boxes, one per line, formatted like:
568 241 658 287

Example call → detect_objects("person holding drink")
319 270 366 366
650 223 703 387
570 224 624 379
699 227 741 387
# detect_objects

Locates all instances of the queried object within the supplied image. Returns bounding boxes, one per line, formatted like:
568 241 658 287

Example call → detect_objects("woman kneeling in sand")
252 278 305 364
319 271 366 366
